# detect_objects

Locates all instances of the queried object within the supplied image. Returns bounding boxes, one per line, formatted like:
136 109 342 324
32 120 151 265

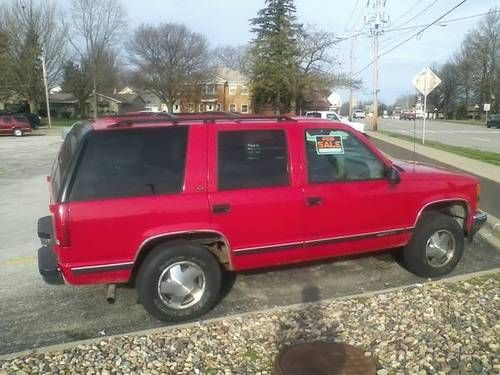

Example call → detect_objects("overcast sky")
120 0 498 105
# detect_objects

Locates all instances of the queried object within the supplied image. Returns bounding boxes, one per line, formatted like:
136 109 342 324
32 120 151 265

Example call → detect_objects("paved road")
375 118 500 153
1 131 499 355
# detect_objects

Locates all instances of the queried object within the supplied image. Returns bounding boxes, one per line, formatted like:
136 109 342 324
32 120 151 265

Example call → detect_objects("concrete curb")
1 267 499 361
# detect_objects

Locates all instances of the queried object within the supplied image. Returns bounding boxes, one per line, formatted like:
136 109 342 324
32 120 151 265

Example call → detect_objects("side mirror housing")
387 166 401 185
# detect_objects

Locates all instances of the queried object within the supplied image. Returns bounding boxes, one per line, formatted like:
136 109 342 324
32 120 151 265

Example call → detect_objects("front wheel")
137 243 221 322
403 212 464 278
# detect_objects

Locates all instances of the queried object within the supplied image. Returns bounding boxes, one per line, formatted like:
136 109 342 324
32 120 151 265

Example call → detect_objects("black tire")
137 243 221 322
403 212 464 278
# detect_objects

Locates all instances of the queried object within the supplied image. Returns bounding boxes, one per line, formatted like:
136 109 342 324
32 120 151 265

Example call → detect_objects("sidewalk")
367 131 500 183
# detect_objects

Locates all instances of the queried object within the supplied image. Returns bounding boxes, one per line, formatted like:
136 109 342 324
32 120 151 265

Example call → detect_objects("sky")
118 0 499 105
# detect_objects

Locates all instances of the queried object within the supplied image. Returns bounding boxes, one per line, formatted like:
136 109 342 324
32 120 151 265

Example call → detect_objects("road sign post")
484 103 491 124
412 67 441 144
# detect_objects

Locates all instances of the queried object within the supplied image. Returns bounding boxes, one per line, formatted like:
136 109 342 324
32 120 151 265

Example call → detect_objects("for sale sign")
315 135 344 155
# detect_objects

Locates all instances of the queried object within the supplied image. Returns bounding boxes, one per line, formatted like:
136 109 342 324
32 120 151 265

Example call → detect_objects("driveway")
1 131 499 355
376 118 500 153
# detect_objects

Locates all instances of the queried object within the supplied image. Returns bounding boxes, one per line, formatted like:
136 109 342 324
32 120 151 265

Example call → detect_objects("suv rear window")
218 130 288 190
69 127 188 201
51 122 90 201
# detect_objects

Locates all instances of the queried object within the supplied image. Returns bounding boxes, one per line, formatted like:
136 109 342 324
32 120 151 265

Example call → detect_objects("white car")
353 110 366 119
305 111 366 134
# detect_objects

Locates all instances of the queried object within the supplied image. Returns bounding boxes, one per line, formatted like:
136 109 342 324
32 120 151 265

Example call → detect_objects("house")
185 67 252 114
87 92 146 116
49 93 79 117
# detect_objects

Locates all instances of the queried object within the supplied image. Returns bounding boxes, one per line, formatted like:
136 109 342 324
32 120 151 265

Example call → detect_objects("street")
376 118 500 153
1 131 500 355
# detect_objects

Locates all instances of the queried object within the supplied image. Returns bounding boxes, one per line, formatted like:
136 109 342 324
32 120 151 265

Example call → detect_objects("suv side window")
218 130 288 190
326 113 340 121
305 129 385 183
70 127 188 201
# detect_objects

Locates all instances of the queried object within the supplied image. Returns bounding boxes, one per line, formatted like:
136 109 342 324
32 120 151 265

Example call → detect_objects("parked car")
305 111 365 134
353 110 366 119
0 115 32 136
400 111 416 120
486 114 500 128
37 113 486 322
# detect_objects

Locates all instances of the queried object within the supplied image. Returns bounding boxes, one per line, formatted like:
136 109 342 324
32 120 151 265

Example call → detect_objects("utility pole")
349 34 357 121
366 0 388 131
41 55 52 129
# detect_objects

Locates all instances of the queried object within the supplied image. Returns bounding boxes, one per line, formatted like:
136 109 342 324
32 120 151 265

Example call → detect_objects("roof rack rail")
106 114 297 128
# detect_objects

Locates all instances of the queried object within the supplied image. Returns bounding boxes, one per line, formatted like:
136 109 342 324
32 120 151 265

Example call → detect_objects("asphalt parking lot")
1 130 500 355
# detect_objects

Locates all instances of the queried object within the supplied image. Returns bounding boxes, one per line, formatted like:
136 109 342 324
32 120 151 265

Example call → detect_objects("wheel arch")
414 199 470 233
130 230 232 283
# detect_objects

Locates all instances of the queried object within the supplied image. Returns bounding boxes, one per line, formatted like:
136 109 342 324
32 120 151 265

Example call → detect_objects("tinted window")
69 127 188 201
218 130 288 190
306 112 321 118
305 129 385 183
326 113 340 121
51 122 90 201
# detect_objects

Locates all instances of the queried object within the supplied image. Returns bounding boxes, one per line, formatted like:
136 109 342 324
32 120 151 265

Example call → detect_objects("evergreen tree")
250 0 302 114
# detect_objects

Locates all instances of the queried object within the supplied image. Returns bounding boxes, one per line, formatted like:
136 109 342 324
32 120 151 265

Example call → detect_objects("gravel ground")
1 273 499 375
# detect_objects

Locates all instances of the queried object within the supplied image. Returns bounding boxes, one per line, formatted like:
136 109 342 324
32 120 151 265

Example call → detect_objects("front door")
302 127 408 255
208 126 304 270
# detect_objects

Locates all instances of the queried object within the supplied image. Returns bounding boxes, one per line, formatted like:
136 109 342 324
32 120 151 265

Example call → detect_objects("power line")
390 0 421 27
353 0 468 77
344 0 361 31
391 0 439 30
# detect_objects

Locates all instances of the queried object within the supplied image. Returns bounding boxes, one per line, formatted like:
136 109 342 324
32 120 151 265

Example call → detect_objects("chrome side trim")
71 261 134 275
233 227 413 256
414 198 470 227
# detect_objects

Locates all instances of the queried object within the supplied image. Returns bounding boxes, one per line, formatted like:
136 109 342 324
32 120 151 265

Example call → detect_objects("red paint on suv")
37 114 486 322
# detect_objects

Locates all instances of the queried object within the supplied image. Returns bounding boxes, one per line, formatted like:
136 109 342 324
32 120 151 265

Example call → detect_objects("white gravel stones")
1 274 499 374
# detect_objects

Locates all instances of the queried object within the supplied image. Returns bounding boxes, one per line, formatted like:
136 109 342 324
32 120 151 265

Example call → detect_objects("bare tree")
0 0 66 112
67 0 126 118
128 23 211 113
211 45 250 74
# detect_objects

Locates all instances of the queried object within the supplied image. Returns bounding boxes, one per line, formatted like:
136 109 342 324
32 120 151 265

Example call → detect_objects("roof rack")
106 113 297 128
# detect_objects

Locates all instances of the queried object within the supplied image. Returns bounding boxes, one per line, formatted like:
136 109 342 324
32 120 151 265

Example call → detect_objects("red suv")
37 114 486 322
0 115 32 136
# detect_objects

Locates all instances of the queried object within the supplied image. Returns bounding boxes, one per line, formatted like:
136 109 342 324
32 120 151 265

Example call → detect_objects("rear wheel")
137 243 221 322
13 128 23 137
403 212 464 278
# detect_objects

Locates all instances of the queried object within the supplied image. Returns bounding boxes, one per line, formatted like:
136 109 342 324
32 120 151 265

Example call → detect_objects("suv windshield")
51 122 91 201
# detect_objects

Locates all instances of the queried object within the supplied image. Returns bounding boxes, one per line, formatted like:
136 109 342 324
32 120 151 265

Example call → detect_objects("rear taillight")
50 204 71 247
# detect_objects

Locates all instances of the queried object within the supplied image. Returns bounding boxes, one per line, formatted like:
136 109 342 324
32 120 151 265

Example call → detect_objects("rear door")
208 125 304 269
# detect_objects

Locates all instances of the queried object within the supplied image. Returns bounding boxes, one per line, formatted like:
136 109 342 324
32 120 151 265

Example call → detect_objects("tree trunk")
28 98 38 114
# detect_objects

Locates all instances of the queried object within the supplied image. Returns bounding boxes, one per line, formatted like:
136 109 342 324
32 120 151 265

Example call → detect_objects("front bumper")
37 215 64 285
470 210 487 239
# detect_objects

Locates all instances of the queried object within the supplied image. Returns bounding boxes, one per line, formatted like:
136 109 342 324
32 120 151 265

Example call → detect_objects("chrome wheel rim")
425 230 456 267
157 261 206 310
14 129 22 136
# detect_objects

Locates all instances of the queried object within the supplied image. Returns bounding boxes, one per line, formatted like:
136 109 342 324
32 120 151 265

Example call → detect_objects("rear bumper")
470 210 487 238
37 215 64 285
38 245 64 285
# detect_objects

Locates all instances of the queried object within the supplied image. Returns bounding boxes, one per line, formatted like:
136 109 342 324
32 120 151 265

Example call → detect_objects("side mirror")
387 166 401 185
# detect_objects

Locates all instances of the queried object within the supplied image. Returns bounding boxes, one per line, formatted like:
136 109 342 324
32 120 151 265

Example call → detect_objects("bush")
455 104 467 120
60 111 73 119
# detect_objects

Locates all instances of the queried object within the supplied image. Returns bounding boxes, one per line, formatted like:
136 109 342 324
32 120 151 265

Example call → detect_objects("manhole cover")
273 342 377 375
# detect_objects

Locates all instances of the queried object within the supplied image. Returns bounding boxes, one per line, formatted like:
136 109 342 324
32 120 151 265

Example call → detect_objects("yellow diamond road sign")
412 67 441 96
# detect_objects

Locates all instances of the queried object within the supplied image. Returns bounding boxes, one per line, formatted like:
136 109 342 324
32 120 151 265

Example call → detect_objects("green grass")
440 119 486 127
42 118 80 128
379 130 500 167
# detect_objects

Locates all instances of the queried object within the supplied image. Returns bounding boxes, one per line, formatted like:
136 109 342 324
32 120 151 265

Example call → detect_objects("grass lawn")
440 119 487 127
380 130 500 167
42 118 81 128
